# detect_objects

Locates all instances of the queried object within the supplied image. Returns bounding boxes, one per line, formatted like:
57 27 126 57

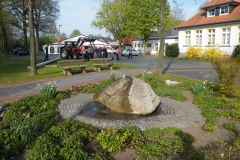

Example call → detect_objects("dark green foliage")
138 127 202 159
119 126 145 148
232 44 240 58
0 128 21 159
47 120 98 139
56 90 70 100
26 134 60 160
165 43 179 57
3 95 59 126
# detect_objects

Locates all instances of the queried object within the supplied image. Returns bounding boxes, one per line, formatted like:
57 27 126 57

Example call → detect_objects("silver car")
121 49 141 56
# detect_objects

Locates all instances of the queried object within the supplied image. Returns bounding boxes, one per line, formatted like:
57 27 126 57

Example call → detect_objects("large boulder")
93 76 160 115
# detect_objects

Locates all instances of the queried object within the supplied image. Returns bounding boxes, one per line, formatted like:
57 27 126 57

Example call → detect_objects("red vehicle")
60 37 96 59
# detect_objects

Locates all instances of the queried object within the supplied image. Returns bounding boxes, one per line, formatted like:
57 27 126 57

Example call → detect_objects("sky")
56 0 204 38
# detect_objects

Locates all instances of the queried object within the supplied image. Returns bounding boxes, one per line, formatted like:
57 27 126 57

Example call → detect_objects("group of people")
80 45 120 60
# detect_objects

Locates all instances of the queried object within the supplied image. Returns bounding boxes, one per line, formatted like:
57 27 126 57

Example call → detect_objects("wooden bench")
58 60 88 76
90 58 113 72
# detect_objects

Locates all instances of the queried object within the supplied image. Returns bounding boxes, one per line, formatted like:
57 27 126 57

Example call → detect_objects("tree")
130 0 169 55
157 0 166 75
34 0 59 54
69 29 81 38
92 0 137 51
0 0 12 54
10 0 29 52
165 5 185 30
61 33 67 40
28 0 37 76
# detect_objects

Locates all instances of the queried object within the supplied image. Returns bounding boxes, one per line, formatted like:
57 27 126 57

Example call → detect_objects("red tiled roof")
203 0 240 8
175 0 240 29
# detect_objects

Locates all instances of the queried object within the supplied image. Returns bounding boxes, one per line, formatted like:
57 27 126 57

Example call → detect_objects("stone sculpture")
93 76 160 115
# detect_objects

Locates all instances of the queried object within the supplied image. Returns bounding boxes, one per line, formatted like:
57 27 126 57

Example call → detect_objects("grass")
0 53 12 58
1 58 240 159
0 59 135 84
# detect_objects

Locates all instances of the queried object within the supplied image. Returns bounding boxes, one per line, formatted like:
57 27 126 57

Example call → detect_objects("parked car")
12 47 29 55
121 49 141 56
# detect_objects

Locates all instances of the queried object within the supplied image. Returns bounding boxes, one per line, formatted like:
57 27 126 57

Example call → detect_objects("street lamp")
58 24 62 58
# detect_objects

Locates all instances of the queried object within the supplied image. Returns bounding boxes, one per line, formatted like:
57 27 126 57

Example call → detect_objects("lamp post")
58 24 62 58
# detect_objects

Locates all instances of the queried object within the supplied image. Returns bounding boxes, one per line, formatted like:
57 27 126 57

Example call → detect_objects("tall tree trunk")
157 0 166 75
0 15 10 54
143 41 147 55
23 15 28 52
35 27 39 54
29 0 37 76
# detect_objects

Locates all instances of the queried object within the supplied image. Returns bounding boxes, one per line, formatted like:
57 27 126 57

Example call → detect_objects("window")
137 44 140 47
208 8 215 17
238 27 240 44
196 30 202 45
147 43 151 47
185 31 191 45
141 44 143 48
135 44 136 47
220 6 229 15
50 46 55 53
208 29 215 45
154 43 158 51
222 28 230 45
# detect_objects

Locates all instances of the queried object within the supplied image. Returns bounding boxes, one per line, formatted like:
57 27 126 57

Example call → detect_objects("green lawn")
0 59 135 85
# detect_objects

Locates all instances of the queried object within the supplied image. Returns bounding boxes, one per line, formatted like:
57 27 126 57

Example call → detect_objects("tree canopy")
69 29 81 38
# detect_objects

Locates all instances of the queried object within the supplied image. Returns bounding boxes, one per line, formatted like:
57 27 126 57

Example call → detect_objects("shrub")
97 127 127 152
38 81 57 97
26 134 60 159
165 43 179 57
184 46 203 59
210 57 240 97
109 71 122 82
204 47 227 61
232 44 240 58
56 91 70 100
141 71 153 82
190 80 213 95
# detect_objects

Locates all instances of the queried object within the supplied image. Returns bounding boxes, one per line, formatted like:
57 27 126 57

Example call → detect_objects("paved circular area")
58 94 202 130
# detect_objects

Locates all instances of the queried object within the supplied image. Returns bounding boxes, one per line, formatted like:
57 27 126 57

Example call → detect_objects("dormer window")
208 8 215 17
220 6 229 15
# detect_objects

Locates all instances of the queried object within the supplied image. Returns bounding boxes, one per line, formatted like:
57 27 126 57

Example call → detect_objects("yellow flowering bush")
184 46 203 59
204 47 228 62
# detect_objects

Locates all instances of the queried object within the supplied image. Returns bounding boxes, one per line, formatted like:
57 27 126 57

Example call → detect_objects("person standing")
111 47 115 60
87 46 94 59
44 44 49 61
102 46 107 58
128 49 132 59
96 46 101 58
115 47 120 60
81 46 86 60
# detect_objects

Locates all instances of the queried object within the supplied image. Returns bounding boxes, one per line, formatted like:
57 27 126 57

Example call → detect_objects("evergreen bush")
165 43 179 57
232 44 240 58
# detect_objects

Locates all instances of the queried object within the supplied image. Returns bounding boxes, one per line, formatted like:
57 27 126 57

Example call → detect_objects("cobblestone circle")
58 94 202 130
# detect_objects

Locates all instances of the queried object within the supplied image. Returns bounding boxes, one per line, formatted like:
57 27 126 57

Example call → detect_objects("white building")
175 0 240 56
131 29 178 55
